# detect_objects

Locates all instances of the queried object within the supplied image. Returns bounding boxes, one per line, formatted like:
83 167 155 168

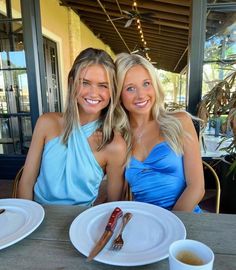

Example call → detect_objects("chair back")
192 119 221 213
12 166 24 198
201 160 221 214
122 181 133 201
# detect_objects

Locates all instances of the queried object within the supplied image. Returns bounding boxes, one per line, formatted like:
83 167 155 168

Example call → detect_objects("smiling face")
121 65 155 118
76 64 111 120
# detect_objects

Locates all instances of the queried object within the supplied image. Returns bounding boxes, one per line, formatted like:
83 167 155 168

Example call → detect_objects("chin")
85 106 107 116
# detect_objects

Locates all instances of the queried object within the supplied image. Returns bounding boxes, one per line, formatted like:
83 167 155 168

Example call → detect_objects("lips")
135 100 149 108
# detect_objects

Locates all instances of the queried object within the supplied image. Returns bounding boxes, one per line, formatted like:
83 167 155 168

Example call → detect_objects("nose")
136 87 145 99
88 84 99 96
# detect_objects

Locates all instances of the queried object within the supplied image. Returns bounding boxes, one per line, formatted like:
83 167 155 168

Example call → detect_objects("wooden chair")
122 181 132 201
200 160 221 214
12 166 24 198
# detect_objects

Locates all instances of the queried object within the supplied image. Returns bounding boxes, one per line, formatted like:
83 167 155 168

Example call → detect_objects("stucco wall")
40 0 114 106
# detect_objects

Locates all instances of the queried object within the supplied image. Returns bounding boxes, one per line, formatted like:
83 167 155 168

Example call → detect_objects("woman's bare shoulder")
107 131 127 155
38 112 63 125
172 110 191 121
39 112 63 121
36 112 64 138
170 111 194 131
103 131 127 166
172 111 198 138
171 111 192 124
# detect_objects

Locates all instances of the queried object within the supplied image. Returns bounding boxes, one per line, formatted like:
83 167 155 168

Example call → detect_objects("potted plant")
197 70 236 213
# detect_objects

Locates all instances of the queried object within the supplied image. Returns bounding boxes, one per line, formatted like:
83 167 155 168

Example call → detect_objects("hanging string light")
132 0 151 62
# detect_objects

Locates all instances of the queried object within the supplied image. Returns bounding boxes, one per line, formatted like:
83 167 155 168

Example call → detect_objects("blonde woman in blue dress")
115 53 205 212
17 48 126 205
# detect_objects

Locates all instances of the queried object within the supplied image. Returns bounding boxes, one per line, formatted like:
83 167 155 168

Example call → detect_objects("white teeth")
136 100 148 107
85 98 100 104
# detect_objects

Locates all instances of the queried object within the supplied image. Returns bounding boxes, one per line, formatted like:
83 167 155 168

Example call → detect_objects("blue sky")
0 51 26 68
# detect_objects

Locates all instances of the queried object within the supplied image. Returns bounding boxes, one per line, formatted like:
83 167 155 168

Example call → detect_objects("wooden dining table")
0 204 236 270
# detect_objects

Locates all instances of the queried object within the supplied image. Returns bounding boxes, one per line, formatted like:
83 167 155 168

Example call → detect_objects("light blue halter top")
125 141 201 213
34 120 104 205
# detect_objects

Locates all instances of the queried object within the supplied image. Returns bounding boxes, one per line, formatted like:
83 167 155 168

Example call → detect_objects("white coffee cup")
169 239 214 270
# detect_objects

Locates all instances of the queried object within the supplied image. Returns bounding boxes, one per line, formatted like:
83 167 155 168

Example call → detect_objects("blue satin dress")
125 141 201 213
34 119 104 205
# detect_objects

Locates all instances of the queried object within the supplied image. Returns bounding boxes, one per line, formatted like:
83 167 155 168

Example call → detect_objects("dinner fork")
111 212 132 250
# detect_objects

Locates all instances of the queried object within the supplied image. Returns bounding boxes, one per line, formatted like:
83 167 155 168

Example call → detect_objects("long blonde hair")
114 53 185 156
62 48 116 149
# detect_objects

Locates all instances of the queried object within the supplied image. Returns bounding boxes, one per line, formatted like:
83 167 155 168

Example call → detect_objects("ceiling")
60 0 192 73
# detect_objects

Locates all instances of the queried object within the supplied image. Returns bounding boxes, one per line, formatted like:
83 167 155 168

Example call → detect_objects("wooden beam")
78 11 189 30
66 1 190 23
152 0 191 7
97 29 187 47
87 22 188 43
114 0 190 15
83 16 189 36
61 4 189 29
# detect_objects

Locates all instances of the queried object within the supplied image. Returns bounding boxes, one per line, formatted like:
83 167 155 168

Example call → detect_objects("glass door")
0 2 61 157
0 1 32 155
43 37 61 113
0 0 48 179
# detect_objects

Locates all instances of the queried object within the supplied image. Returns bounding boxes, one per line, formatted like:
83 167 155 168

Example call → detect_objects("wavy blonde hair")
114 53 185 156
62 48 116 149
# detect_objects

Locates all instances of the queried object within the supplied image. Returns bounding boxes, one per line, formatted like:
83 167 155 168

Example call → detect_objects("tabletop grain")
0 205 235 270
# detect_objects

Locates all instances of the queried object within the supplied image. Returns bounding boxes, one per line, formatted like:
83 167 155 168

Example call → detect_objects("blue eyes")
99 84 108 89
144 81 150 87
80 80 108 89
82 81 89 86
125 81 151 92
126 86 136 92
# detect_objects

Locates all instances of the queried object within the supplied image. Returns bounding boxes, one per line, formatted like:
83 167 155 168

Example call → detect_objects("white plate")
69 201 186 266
0 198 45 250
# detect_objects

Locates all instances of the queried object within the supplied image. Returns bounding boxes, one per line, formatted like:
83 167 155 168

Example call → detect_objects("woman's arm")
105 132 127 201
172 112 205 212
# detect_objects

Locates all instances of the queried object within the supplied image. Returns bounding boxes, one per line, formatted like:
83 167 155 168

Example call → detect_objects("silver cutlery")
111 212 132 250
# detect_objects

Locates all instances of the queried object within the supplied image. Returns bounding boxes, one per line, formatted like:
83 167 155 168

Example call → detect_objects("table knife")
87 207 123 261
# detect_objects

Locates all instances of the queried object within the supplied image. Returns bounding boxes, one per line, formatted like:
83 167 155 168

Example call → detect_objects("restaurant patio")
0 1 236 268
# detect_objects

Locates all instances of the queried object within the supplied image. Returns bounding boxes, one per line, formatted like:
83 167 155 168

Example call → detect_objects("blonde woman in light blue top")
17 48 127 205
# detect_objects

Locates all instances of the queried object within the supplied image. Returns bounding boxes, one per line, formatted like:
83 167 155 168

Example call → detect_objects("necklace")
132 128 149 159
133 127 146 145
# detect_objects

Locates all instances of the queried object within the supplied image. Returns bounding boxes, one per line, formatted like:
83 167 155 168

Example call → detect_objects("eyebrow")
79 78 108 84
123 79 151 88
79 78 109 86
123 83 134 88
79 78 89 82
98 82 109 85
